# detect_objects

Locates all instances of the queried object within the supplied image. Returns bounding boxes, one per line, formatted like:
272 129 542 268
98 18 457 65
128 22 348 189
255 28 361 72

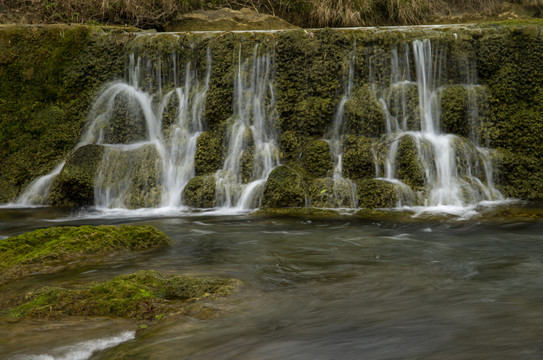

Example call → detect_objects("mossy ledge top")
5 270 239 321
0 225 171 284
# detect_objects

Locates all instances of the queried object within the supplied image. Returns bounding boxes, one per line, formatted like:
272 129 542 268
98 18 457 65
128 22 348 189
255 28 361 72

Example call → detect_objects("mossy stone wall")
0 25 131 203
2 22 543 207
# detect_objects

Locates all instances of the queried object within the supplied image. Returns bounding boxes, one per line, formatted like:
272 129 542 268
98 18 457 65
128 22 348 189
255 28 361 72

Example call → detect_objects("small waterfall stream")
374 38 503 208
321 42 358 208
215 45 280 210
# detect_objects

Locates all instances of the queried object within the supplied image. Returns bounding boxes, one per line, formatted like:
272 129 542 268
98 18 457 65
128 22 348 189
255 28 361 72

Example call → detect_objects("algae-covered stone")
309 177 357 208
49 144 104 207
94 144 162 209
183 175 217 208
165 8 299 32
303 140 333 178
100 92 148 144
396 135 425 190
0 225 171 284
345 86 387 137
342 136 377 180
279 130 304 162
261 166 306 208
6 270 238 320
195 130 224 176
440 85 469 137
357 179 398 209
383 82 420 131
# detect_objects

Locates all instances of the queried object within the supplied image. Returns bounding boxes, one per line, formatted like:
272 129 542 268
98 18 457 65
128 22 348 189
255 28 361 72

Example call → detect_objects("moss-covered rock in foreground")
0 225 171 284
6 270 238 320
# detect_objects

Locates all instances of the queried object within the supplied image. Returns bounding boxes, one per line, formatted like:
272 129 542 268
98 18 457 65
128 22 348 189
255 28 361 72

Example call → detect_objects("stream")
1 205 543 359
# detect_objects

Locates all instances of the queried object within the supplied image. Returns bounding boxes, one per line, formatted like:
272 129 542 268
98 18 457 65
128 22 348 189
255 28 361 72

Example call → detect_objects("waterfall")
215 45 280 210
14 42 211 209
91 49 211 209
10 32 505 213
320 42 358 208
374 38 503 208
11 162 65 206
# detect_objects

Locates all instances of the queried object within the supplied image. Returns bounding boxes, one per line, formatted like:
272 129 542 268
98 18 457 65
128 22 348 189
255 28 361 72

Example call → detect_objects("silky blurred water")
1 207 543 359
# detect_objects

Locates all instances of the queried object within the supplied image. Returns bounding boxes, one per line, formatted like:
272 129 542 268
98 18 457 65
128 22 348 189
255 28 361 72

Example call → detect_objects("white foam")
14 330 135 360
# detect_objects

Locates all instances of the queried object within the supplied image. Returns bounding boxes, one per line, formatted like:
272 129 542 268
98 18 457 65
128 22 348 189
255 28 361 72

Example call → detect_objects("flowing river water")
1 205 543 359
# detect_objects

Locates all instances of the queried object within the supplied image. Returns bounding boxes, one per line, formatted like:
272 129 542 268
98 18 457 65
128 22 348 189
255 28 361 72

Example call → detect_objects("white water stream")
372 39 503 208
215 45 280 210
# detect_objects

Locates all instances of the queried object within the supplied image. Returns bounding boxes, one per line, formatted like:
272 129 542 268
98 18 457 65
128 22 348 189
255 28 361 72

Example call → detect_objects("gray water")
1 206 543 359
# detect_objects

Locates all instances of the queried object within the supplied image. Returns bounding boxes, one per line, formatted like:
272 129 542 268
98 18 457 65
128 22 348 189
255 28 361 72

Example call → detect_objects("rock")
165 8 299 32
261 166 306 208
0 225 171 284
49 144 105 207
6 270 238 320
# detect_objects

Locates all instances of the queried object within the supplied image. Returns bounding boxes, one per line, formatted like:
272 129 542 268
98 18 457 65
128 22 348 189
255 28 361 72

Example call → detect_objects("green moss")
0 225 171 284
383 82 420 131
0 26 131 202
252 207 340 217
302 140 333 178
194 130 225 176
6 270 238 320
440 85 470 137
261 166 306 208
279 130 304 162
275 29 350 137
183 175 217 208
497 150 543 200
396 135 425 190
345 85 386 137
308 177 357 208
48 144 104 207
342 135 378 180
357 179 399 209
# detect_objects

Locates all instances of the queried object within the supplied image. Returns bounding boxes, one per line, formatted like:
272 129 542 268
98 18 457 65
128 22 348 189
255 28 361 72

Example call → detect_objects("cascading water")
10 31 505 213
320 42 358 208
92 48 211 209
14 39 211 210
214 45 280 210
372 38 503 208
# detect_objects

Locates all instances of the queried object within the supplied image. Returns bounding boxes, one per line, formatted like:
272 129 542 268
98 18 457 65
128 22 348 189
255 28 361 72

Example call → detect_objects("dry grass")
1 0 542 28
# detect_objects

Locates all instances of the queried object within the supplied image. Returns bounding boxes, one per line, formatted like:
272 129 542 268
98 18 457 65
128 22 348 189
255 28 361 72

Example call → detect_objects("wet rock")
165 8 299 32
183 175 217 208
49 144 104 207
261 166 306 208
0 225 171 284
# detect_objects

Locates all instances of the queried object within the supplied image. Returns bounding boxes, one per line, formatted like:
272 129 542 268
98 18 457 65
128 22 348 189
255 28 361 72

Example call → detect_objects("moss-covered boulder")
396 135 425 190
357 179 399 209
183 175 217 208
440 85 470 137
302 140 333 179
5 270 238 320
342 135 378 180
93 144 162 209
194 130 224 176
383 82 420 131
0 225 171 284
49 144 104 207
261 166 306 208
345 85 386 137
309 177 357 208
